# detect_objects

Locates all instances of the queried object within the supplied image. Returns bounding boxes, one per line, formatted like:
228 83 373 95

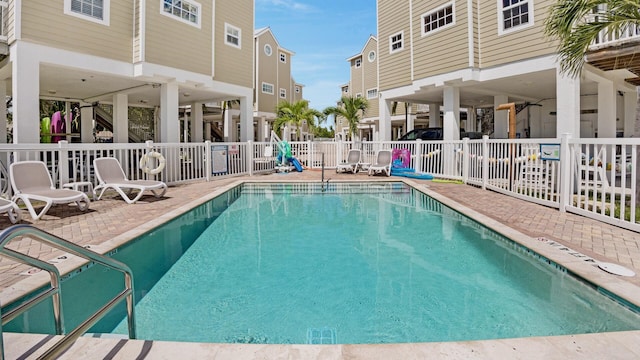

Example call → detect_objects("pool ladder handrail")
0 224 136 360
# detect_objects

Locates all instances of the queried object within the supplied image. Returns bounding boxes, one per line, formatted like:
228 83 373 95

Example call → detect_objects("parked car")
398 128 483 141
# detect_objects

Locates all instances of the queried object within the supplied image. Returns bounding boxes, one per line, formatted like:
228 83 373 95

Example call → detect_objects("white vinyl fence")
0 135 639 232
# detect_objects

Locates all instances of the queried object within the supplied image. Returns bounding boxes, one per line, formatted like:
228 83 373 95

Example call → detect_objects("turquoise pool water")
5 183 640 344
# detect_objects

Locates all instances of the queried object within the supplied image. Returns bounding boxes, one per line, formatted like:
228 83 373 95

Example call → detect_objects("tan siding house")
4 1 256 143
375 0 636 141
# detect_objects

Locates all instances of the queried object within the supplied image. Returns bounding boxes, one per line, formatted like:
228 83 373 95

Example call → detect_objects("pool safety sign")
540 143 560 161
211 145 228 174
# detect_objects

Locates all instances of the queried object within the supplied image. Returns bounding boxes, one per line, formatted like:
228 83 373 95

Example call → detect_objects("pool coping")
3 178 640 359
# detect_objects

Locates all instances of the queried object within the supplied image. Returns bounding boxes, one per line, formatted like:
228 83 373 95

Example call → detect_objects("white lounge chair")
368 149 393 177
336 149 362 174
10 161 90 220
93 157 167 204
0 197 21 223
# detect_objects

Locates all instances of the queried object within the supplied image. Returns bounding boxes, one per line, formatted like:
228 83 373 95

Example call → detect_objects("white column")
407 113 415 132
443 86 460 140
624 90 636 137
112 93 128 143
429 103 440 128
0 80 6 143
239 95 253 142
12 47 40 143
597 80 616 138
493 95 509 139
257 116 266 141
204 121 212 141
556 67 581 137
378 96 392 141
190 102 203 142
223 108 231 142
80 102 94 143
160 82 180 142
467 107 476 131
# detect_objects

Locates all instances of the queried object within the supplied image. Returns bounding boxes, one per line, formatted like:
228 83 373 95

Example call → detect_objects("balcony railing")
588 8 640 50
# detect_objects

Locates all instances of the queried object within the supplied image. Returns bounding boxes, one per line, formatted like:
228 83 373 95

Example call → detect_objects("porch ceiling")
2 64 233 107
386 69 598 108
586 43 640 86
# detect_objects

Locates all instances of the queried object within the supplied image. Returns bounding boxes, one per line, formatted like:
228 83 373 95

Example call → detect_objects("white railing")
0 136 639 232
588 7 640 49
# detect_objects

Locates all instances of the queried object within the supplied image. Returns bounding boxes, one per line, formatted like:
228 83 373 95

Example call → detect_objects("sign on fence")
211 145 228 175
540 144 560 161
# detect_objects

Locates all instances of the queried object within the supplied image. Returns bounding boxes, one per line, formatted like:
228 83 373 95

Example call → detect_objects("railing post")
247 140 254 176
559 133 572 212
205 141 212 181
307 140 313 169
462 138 469 184
58 141 70 186
416 139 423 173
482 135 489 190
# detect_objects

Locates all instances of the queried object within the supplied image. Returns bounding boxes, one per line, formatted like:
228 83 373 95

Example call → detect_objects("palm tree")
274 99 325 140
544 1 640 77
323 95 369 140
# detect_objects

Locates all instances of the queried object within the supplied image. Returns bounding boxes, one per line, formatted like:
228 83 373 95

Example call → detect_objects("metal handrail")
0 224 136 360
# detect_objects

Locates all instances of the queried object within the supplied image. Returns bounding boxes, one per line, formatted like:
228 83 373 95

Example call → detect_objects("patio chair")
9 161 90 220
93 157 167 204
368 149 393 177
253 145 276 172
0 197 21 223
336 149 362 174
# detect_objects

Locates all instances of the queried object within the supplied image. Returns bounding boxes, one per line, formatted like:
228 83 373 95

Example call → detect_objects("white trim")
224 23 241 49
279 88 286 99
160 0 201 28
497 0 534 36
138 0 146 62
262 82 274 95
389 31 404 54
366 88 378 99
420 2 455 37
280 52 287 63
14 0 22 40
368 50 376 62
355 58 362 68
409 0 414 80
264 44 272 56
64 0 111 26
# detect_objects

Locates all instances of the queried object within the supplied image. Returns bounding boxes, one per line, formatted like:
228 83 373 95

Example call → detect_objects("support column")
257 116 266 142
112 93 128 143
239 95 253 142
12 47 40 143
204 121 212 141
191 102 203 143
443 86 460 140
80 102 94 143
160 82 180 142
0 80 6 143
556 67 580 137
378 96 392 141
429 103 440 128
624 90 636 137
467 107 476 131
597 80 616 138
493 95 509 138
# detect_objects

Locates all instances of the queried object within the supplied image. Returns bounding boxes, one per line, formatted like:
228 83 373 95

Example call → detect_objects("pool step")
307 327 337 344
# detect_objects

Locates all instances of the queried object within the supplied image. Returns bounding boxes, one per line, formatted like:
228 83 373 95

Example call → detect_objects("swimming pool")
4 182 640 344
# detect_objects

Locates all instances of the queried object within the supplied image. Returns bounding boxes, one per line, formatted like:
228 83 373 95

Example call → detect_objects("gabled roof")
346 35 377 62
254 27 295 55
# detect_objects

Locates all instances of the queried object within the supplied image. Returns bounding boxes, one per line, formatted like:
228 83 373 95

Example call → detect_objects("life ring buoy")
140 151 166 175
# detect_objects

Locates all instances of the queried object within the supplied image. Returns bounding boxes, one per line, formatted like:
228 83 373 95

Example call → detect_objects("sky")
255 0 377 128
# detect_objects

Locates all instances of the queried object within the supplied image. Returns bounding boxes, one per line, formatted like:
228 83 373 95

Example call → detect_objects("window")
498 0 533 34
355 58 362 68
422 3 455 35
264 44 272 56
161 0 201 28
280 53 287 63
262 82 274 94
295 86 301 94
64 0 110 25
342 86 349 93
366 88 378 99
280 88 287 99
368 51 376 62
389 31 403 53
225 23 241 48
